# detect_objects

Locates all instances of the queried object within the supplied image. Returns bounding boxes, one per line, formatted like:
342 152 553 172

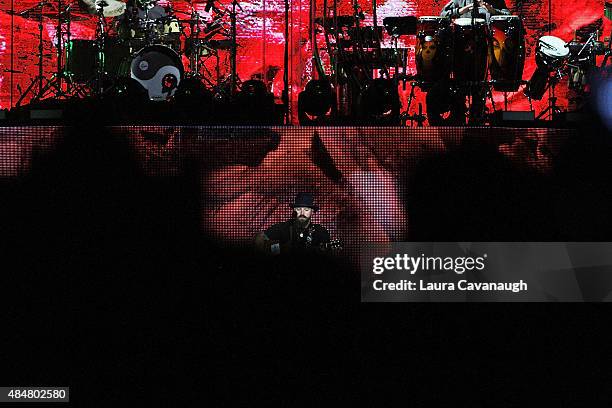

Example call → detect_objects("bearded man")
255 193 331 255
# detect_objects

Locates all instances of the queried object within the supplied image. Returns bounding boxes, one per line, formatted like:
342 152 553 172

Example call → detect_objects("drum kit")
15 0 241 105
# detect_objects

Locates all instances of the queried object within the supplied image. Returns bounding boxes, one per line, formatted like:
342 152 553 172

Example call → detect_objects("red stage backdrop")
0 0 609 122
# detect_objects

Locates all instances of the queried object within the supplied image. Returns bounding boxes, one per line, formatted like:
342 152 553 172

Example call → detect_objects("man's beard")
294 215 310 229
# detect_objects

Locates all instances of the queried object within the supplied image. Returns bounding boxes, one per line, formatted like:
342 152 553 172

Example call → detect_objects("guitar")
320 239 343 252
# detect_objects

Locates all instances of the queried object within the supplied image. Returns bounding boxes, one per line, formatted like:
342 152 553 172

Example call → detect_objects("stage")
3 0 607 251
2 0 612 399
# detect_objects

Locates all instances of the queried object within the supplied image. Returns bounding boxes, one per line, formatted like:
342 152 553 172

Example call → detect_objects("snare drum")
415 16 452 84
489 15 525 91
452 17 489 82
130 45 184 101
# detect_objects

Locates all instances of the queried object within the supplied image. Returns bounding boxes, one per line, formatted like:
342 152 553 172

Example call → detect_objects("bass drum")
130 45 184 101
452 17 489 82
489 15 525 91
415 16 452 86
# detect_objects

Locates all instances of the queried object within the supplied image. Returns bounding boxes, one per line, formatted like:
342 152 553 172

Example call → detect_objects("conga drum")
489 15 525 91
452 17 489 82
415 16 453 85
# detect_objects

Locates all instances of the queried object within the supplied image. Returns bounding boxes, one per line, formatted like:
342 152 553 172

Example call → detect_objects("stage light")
236 79 270 105
117 78 150 105
174 77 214 123
298 80 335 124
356 79 401 124
234 79 276 124
107 78 150 122
174 77 211 100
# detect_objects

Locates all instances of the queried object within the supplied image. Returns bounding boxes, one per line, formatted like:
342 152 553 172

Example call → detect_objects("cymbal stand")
93 4 108 96
486 82 496 114
16 1 49 106
187 7 202 77
38 0 75 100
600 30 612 69
228 0 242 97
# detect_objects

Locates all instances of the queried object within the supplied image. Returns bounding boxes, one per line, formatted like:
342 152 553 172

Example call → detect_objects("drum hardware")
14 1 45 107
171 0 236 100
93 2 110 96
468 0 485 80
564 31 602 112
228 0 242 98
383 17 417 82
15 0 71 107
457 0 489 125
494 79 529 110
601 3 612 68
36 1 82 100
401 79 424 125
534 68 564 120
402 103 427 127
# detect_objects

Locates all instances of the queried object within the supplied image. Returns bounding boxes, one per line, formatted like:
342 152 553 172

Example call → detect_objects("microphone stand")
470 0 479 123
229 0 241 98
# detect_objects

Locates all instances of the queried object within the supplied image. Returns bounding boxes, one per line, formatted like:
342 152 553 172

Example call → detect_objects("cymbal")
178 19 208 24
208 39 233 49
9 9 90 21
80 0 126 17
314 15 356 28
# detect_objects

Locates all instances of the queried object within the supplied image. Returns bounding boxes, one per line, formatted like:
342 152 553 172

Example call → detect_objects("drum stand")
486 82 496 115
401 81 426 126
93 5 108 97
467 0 488 125
601 32 612 69
536 69 563 120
